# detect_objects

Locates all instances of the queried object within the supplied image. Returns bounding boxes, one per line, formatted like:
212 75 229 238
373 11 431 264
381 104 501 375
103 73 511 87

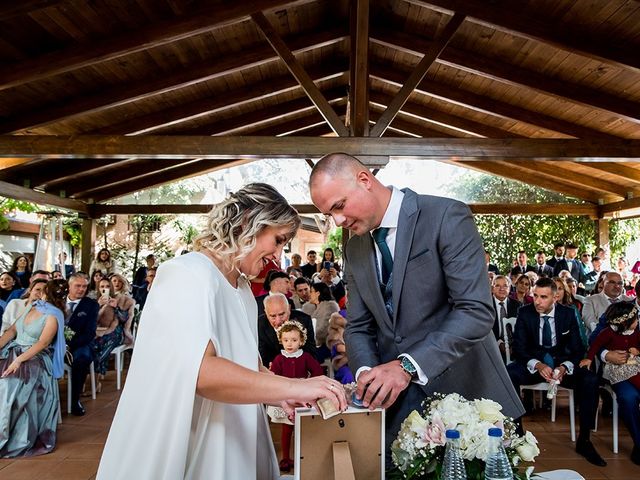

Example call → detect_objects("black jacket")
258 309 317 367
67 297 99 352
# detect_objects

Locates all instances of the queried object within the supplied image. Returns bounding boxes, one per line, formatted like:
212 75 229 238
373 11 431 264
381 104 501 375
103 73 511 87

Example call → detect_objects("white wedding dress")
96 252 279 480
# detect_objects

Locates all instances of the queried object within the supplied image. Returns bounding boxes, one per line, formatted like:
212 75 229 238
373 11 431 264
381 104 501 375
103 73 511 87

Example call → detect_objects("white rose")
474 398 505 424
515 432 540 462
406 410 427 433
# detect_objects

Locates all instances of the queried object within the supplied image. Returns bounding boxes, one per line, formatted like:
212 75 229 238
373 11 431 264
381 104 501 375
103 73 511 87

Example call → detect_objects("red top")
587 326 640 360
270 352 324 379
250 259 281 296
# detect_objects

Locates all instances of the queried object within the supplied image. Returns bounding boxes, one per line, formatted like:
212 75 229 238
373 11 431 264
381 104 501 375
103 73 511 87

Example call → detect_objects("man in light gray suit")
309 153 524 460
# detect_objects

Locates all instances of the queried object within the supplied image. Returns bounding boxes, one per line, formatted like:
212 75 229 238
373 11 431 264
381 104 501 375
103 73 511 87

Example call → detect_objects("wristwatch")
399 356 418 379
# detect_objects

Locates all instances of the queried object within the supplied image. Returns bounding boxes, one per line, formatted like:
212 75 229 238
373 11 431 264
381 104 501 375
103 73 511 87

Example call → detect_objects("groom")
309 153 524 459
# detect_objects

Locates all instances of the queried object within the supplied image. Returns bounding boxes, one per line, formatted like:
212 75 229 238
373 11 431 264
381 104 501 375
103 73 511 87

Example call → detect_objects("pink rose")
422 416 446 447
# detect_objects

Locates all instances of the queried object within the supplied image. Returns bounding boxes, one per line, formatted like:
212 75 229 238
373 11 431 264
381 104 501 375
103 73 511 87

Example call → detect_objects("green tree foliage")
0 197 39 230
324 227 343 260
442 172 640 273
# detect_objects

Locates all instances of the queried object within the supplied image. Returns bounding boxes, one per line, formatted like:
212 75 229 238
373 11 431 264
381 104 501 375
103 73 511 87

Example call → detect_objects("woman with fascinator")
97 183 347 480
0 279 67 458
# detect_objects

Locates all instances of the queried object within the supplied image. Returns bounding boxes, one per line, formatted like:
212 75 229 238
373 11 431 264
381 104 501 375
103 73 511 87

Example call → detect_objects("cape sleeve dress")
96 252 279 480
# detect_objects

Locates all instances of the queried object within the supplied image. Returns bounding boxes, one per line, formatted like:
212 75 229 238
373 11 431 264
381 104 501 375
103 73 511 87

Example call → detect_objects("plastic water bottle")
547 368 561 399
442 429 467 480
484 428 513 480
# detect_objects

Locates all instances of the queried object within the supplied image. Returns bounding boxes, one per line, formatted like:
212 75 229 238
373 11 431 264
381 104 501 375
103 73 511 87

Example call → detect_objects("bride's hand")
284 376 347 419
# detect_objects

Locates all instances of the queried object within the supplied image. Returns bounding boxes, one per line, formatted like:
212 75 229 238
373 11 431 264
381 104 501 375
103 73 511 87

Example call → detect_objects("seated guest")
510 250 535 276
65 273 98 416
134 268 156 311
490 275 521 360
291 277 311 309
565 277 586 305
110 274 135 345
258 293 317 368
5 270 51 305
316 266 346 307
302 282 340 357
317 247 341 275
1 279 48 335
256 270 294 318
250 257 280 297
326 312 353 384
89 248 116 276
0 279 67 458
485 249 500 275
509 274 533 305
300 250 318 279
87 270 105 300
94 278 133 389
9 255 31 289
582 272 632 334
534 250 553 277
553 276 588 348
286 253 303 277
507 277 606 466
0 272 19 308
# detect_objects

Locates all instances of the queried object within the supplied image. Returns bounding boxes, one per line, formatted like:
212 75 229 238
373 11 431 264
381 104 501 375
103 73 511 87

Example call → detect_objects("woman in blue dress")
0 279 67 458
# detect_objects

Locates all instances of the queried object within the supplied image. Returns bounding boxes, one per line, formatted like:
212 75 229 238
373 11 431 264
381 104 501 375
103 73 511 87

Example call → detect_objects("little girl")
580 302 640 387
270 320 323 472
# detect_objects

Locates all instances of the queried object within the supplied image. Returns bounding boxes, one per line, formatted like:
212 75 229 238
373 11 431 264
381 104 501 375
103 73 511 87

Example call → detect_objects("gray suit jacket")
344 190 524 447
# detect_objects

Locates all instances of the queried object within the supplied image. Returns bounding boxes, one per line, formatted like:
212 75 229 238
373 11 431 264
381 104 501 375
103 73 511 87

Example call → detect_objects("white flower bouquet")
388 393 539 480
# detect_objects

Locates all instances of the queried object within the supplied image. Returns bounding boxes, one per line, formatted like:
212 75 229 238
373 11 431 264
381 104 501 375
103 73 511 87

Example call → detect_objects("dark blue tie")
541 315 554 367
373 227 393 285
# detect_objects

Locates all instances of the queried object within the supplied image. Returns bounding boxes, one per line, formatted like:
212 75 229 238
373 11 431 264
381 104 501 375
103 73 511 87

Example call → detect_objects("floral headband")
276 320 308 344
609 305 638 329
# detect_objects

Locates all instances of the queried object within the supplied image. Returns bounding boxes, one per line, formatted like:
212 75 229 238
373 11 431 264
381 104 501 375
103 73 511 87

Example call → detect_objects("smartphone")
101 287 110 299
323 261 333 270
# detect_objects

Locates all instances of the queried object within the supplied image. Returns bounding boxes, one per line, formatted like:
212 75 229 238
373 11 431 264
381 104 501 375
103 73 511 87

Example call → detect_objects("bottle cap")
488 427 503 437
445 429 460 439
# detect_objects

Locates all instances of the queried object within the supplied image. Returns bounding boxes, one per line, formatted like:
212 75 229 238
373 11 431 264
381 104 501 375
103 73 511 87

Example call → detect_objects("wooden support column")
80 217 96 273
595 219 610 250
349 0 370 136
251 12 349 137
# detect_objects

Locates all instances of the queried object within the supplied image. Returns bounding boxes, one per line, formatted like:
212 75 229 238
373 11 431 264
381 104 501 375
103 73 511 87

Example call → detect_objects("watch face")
401 357 416 375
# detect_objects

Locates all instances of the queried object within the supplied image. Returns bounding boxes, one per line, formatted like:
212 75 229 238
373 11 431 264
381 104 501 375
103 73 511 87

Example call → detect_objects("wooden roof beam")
2 136 640 160
349 0 370 136
583 162 640 186
370 109 461 138
408 0 640 73
370 90 527 138
0 0 69 21
370 62 619 140
87 160 252 202
95 64 346 135
600 197 640 219
0 27 346 134
251 12 349 137
370 13 465 137
90 202 598 217
0 180 89 213
0 0 303 92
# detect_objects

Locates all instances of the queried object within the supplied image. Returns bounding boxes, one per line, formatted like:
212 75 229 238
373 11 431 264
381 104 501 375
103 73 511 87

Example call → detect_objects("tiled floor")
1 373 638 479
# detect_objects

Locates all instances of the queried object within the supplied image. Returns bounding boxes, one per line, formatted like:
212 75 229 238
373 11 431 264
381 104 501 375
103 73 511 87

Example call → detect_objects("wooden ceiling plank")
449 160 601 203
370 91 526 138
409 0 640 73
0 158 31 170
369 13 465 137
87 160 251 202
94 64 345 135
349 0 370 136
586 162 640 185
370 62 620 140
0 27 345 134
0 179 88 213
0 0 69 21
251 12 349 137
26 159 124 189
438 47 640 124
0 0 299 91
2 136 640 159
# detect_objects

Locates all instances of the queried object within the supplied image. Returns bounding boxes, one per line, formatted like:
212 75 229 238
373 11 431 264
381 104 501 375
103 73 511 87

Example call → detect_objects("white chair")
503 317 576 442
593 358 619 453
61 361 96 414
111 320 137 390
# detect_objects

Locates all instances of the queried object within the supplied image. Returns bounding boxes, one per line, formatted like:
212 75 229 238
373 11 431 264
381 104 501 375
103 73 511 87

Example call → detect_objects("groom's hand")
356 360 411 410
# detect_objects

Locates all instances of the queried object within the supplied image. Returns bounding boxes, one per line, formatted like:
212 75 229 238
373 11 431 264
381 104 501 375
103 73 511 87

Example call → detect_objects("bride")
97 183 346 480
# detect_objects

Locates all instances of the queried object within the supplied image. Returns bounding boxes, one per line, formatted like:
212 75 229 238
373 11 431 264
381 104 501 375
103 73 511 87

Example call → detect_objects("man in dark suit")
54 252 76 279
485 250 500 275
533 250 554 277
563 243 583 280
310 153 523 460
258 293 317 367
507 277 606 466
65 273 98 416
510 250 536 276
255 270 295 319
300 250 318 279
490 275 521 361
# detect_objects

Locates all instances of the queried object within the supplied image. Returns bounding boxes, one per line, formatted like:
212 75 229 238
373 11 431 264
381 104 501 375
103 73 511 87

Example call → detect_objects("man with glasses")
582 272 632 334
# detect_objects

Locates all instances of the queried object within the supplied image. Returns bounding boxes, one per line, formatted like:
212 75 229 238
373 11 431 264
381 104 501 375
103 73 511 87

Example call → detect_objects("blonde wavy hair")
194 183 301 272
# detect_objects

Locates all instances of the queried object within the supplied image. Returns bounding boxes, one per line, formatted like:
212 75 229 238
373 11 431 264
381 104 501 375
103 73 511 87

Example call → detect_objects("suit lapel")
352 234 394 331
391 189 419 324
